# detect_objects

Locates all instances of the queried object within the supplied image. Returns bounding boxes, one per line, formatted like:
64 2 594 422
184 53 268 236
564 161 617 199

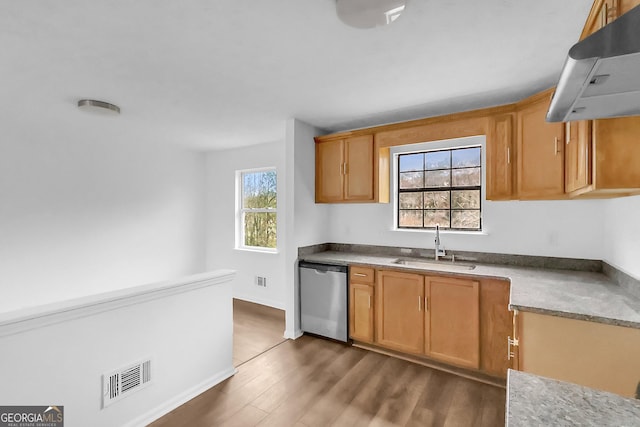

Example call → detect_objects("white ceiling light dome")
336 0 408 29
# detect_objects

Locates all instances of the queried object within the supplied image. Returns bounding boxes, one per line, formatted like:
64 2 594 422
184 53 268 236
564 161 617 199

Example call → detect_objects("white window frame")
235 167 278 253
390 135 487 235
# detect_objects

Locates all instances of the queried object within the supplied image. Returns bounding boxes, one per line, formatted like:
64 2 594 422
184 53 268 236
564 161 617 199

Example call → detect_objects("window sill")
234 247 280 255
392 227 489 236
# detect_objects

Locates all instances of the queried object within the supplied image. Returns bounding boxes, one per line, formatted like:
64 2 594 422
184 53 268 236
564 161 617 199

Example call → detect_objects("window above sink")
392 135 486 233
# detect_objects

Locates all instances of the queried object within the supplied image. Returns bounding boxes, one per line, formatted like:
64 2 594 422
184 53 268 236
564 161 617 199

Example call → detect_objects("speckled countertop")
299 251 640 329
506 370 640 426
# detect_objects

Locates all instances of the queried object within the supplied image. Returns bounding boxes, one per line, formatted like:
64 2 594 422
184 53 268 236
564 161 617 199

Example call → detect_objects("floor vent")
102 359 152 408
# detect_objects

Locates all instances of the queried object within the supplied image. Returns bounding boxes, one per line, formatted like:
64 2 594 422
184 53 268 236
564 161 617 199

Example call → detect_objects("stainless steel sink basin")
392 258 476 271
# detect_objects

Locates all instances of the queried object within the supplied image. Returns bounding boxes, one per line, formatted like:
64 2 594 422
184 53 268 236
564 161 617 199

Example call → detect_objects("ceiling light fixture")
77 99 121 115
336 0 408 29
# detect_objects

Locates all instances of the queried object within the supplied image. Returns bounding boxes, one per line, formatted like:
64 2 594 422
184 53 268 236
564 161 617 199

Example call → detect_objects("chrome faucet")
434 224 446 260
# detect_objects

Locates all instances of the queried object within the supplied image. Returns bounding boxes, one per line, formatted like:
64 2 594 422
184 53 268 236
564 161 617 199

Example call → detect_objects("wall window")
237 168 277 250
397 146 482 230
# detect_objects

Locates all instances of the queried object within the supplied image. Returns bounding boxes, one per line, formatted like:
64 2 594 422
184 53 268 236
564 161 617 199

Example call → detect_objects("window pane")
399 171 423 189
244 212 277 248
452 167 480 187
452 189 480 209
424 191 449 209
399 192 423 209
452 147 481 168
425 151 450 170
424 210 450 228
243 171 277 208
452 210 480 229
399 210 423 227
425 170 450 187
396 145 482 231
399 153 423 172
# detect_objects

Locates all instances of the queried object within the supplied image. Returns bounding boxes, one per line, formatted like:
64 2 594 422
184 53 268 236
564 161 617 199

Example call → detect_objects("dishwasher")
299 261 348 342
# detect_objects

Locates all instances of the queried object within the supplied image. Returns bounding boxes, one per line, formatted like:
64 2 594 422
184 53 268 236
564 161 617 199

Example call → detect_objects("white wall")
604 195 640 279
206 141 287 309
0 133 206 313
0 274 234 427
284 118 329 338
326 136 605 260
327 199 605 260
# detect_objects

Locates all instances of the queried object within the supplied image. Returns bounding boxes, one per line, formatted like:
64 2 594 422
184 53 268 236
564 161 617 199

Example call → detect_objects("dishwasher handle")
299 261 347 274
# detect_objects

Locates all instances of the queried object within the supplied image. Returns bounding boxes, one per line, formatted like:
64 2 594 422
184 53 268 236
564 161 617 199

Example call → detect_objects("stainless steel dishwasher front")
299 261 348 342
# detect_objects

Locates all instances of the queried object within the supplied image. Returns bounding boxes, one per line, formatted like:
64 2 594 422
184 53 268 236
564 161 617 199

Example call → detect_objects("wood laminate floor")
151 334 506 427
232 299 286 367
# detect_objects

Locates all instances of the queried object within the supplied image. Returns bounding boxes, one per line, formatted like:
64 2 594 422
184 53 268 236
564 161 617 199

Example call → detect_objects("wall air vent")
102 359 152 408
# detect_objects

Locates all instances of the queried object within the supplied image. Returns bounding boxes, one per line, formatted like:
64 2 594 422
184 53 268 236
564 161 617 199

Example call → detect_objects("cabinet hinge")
507 336 519 360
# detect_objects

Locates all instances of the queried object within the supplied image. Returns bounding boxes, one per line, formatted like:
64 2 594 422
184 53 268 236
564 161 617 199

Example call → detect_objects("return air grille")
103 359 152 408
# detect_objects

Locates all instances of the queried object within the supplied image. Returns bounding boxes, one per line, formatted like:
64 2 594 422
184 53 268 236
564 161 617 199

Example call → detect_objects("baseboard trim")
232 293 285 311
283 328 303 340
125 366 237 427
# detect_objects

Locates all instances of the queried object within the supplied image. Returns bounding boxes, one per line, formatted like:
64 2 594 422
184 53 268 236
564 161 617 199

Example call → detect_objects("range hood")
546 4 640 122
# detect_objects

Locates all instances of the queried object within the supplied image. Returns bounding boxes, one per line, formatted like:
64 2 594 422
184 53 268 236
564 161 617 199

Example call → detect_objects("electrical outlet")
255 276 267 287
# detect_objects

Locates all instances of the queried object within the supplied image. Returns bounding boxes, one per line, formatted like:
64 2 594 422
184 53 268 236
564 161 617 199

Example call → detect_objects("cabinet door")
581 0 620 39
349 283 374 343
565 120 592 194
517 95 565 199
316 139 344 202
425 276 480 369
376 270 424 354
480 279 512 377
592 117 640 191
344 135 374 201
487 113 515 200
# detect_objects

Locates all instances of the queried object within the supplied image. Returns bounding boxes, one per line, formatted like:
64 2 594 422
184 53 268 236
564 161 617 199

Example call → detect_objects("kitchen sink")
392 258 476 271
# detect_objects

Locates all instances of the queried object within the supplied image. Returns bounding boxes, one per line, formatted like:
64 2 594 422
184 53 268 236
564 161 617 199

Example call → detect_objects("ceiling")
1 0 593 151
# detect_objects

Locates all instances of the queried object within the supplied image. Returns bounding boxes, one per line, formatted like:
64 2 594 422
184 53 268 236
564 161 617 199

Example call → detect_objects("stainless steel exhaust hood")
546 4 640 122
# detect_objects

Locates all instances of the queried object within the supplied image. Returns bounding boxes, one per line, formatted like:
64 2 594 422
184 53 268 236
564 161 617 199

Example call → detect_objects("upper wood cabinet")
315 134 374 203
315 0 640 203
565 121 592 194
486 113 515 200
376 270 424 354
516 91 566 199
570 118 640 198
425 276 480 369
580 0 621 39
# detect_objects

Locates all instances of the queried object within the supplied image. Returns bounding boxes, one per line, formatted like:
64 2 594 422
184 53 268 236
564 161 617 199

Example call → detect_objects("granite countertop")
299 251 640 329
506 370 640 426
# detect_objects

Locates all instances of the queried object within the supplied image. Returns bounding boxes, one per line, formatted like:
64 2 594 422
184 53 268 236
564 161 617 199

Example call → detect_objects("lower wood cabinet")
349 283 374 343
376 270 425 354
517 311 640 398
426 276 480 369
349 267 512 378
349 265 375 343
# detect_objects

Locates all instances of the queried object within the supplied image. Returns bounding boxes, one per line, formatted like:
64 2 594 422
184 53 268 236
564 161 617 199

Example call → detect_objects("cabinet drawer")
350 266 374 283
